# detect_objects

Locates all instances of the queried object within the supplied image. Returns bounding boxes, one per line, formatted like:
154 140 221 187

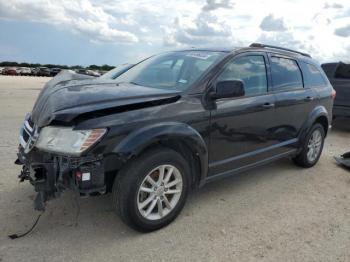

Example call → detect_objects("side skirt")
204 149 297 184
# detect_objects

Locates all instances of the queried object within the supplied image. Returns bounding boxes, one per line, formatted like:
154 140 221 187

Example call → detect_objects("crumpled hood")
31 70 181 127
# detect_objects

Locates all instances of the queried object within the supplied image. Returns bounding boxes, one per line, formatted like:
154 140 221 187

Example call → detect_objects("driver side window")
217 55 268 96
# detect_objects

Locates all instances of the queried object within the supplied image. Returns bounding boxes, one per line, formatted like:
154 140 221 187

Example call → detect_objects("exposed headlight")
36 126 106 156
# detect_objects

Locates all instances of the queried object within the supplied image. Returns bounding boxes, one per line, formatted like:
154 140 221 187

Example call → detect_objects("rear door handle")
304 96 314 102
262 103 275 109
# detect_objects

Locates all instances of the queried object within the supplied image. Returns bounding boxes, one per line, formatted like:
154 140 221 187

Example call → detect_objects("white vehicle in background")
86 70 101 77
76 69 101 77
19 67 32 76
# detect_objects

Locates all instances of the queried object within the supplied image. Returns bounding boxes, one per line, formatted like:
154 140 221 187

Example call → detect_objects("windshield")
100 64 135 79
114 51 224 90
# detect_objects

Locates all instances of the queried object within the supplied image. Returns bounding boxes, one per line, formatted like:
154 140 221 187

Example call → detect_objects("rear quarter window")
300 62 327 88
270 56 303 91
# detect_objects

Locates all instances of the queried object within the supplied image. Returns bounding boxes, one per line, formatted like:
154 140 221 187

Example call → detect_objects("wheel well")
314 115 328 135
136 139 202 189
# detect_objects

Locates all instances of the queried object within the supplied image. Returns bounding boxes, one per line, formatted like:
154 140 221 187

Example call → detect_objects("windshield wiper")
115 81 137 86
129 81 142 86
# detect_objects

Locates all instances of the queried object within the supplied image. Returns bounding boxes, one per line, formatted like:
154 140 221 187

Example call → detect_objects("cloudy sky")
0 0 350 66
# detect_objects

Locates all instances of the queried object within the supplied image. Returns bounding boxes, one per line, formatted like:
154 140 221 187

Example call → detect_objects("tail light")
75 170 82 181
331 88 336 100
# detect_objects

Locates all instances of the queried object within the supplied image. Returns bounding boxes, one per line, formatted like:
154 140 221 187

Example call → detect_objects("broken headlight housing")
36 127 106 156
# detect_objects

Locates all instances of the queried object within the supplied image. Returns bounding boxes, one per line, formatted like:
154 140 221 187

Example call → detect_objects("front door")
208 53 278 178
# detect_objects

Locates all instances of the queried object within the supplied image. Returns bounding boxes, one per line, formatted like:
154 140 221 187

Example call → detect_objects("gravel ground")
0 75 350 262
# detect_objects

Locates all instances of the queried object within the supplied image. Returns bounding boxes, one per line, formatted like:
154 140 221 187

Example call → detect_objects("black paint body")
16 46 334 206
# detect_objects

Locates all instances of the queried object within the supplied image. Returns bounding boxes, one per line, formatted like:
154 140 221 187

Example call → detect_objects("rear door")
268 54 317 147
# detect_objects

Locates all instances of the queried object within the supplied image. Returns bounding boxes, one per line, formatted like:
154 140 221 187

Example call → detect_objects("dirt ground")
0 75 350 262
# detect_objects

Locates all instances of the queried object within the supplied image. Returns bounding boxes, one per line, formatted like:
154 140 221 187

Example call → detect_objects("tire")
293 123 325 168
112 147 190 232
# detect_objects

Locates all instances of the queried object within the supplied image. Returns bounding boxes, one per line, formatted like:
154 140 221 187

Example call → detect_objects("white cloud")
164 12 237 47
334 24 350 37
202 0 234 12
161 0 350 62
260 14 287 32
2 0 350 63
324 2 343 9
0 0 138 43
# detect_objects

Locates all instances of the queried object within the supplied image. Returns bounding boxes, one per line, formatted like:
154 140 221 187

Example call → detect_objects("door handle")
262 103 275 109
304 96 314 102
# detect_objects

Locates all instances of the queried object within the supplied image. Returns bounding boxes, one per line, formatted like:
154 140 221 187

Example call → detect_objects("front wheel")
112 148 190 232
293 123 325 168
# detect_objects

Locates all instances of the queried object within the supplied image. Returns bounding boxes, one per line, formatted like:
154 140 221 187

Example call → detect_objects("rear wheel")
112 147 190 232
293 123 325 168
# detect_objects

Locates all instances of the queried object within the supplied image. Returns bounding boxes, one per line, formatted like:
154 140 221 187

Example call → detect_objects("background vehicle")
87 70 100 77
50 68 61 77
322 62 350 118
31 67 39 75
19 67 32 76
16 44 333 232
36 67 51 77
3 67 18 75
100 63 134 79
76 69 88 75
76 69 100 77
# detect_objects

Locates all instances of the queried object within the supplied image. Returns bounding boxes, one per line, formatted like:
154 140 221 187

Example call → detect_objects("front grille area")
27 117 34 128
22 129 29 142
19 115 37 151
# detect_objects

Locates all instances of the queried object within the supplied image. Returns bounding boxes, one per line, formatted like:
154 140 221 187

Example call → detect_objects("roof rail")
249 43 311 58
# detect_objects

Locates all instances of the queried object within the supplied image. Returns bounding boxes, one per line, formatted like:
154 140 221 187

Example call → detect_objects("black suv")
322 62 350 118
36 67 51 77
16 43 333 231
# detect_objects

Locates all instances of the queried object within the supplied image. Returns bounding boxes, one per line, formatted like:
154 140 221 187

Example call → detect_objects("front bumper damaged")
15 146 106 211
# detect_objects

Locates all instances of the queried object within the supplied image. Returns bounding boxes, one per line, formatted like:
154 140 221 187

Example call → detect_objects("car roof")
172 47 239 53
174 44 315 63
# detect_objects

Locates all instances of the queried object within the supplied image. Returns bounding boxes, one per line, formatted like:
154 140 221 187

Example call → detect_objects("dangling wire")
8 212 44 239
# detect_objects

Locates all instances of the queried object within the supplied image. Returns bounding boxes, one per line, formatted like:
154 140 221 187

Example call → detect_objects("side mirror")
210 80 245 100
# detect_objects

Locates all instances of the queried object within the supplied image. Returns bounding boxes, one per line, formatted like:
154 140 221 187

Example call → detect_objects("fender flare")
113 122 208 185
298 105 329 147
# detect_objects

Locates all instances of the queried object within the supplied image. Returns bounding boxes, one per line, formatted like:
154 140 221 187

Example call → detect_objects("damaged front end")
14 70 182 211
15 114 106 211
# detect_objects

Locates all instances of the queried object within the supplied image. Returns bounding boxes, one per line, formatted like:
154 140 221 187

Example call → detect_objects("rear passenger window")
300 62 326 87
270 56 303 91
217 55 267 96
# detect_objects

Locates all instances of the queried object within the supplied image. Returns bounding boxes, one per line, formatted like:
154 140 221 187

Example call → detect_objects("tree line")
0 61 115 71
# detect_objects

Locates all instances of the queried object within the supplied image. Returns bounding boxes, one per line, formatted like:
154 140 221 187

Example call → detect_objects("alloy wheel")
137 165 183 220
307 129 322 163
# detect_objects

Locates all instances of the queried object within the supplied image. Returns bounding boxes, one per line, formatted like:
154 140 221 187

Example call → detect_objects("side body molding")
113 122 209 186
